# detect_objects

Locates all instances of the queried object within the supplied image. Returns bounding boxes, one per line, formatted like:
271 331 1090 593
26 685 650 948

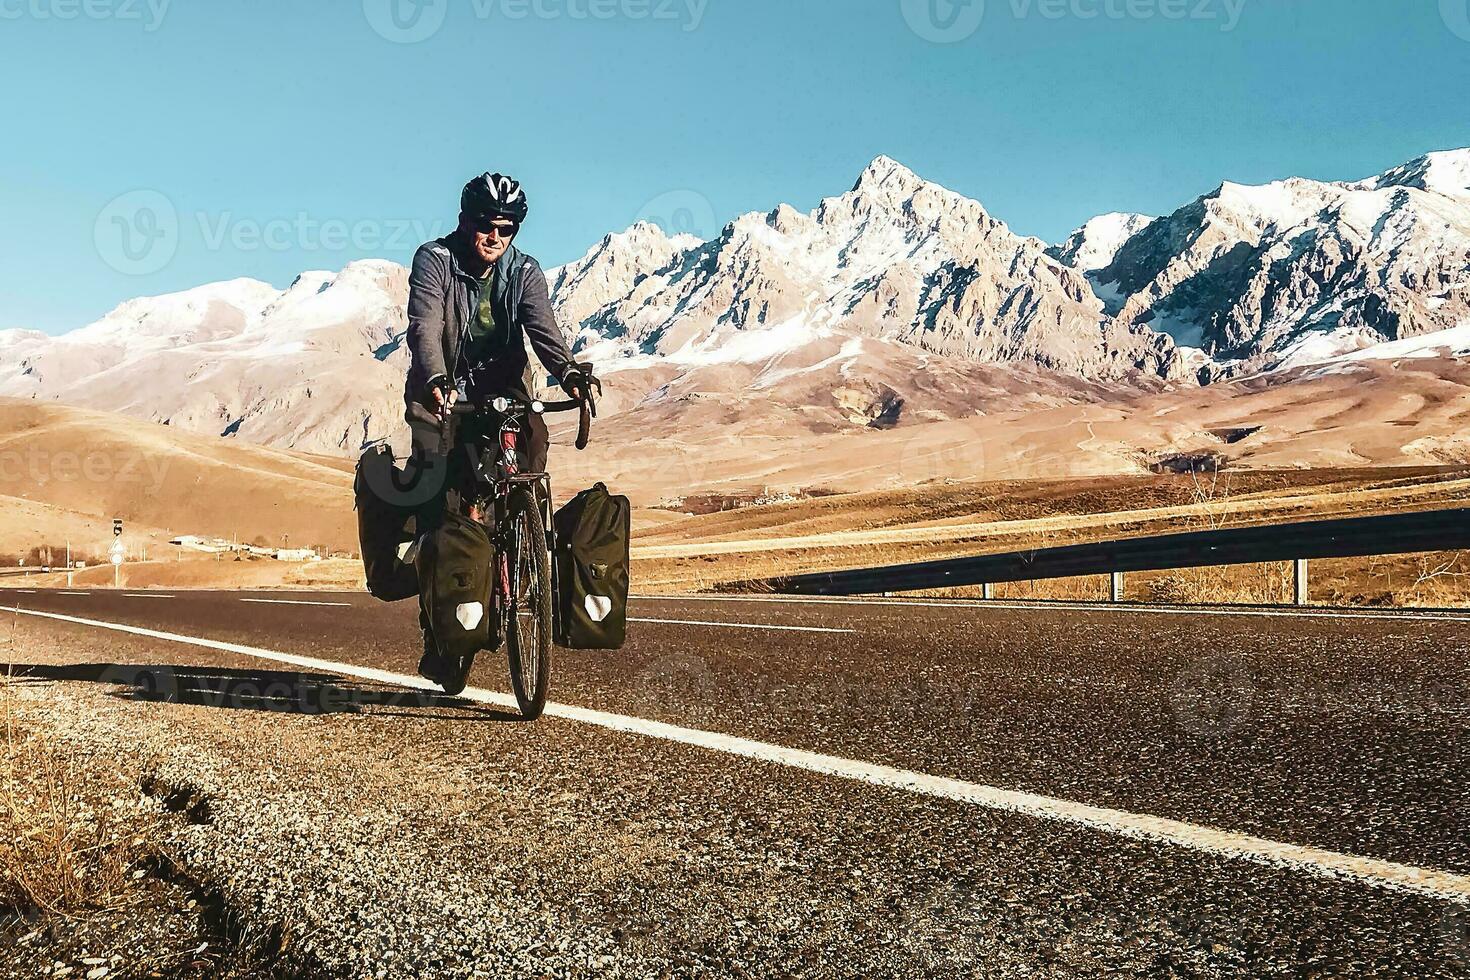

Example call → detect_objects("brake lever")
585 373 602 419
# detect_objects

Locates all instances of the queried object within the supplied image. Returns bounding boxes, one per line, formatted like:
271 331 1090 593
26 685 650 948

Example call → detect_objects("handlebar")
446 393 594 451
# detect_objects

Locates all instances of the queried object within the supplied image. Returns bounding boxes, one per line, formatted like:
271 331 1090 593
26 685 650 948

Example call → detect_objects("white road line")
125 593 175 599
630 617 856 634
240 598 353 608
57 592 90 597
5 603 1468 906
636 593 1470 624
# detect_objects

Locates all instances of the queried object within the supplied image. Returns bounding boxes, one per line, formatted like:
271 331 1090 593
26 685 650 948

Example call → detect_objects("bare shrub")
2 690 162 918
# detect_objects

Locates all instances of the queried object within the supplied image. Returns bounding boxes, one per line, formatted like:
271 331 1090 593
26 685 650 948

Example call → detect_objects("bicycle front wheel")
505 487 552 720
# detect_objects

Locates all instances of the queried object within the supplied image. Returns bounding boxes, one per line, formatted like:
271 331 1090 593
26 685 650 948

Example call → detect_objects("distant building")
169 535 234 554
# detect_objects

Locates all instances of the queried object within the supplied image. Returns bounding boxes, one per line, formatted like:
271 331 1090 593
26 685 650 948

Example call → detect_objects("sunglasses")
469 215 519 239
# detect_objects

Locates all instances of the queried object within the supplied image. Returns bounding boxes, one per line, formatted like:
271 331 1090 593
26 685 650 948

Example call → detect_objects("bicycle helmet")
460 172 529 223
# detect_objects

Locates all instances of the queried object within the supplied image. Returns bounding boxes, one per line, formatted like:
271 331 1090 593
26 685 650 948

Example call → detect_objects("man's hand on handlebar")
427 378 460 433
427 376 457 417
560 371 588 403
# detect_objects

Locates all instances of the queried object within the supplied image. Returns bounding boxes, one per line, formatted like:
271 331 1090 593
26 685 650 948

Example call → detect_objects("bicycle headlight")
491 397 510 413
531 400 545 414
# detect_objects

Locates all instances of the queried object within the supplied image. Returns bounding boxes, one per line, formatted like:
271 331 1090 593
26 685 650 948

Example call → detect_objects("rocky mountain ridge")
2 148 1467 457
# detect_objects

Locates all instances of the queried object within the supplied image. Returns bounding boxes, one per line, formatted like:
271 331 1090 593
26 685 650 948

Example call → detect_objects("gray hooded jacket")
403 234 576 430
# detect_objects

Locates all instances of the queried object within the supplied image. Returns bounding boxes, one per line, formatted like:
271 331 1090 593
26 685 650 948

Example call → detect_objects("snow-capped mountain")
548 221 702 333
1047 213 1154 273
574 157 1180 383
4 148 1468 460
0 263 410 455
1084 149 1470 379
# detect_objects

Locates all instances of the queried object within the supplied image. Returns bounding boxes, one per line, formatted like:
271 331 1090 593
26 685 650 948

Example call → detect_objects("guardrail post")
1293 559 1309 606
982 583 994 601
1110 572 1124 603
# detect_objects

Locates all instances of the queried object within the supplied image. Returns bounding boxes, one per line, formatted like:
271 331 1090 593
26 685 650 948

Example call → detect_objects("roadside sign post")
110 539 124 589
111 519 125 588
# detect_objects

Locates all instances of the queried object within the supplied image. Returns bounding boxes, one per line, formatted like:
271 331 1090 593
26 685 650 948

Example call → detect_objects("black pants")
411 409 549 529
411 410 549 635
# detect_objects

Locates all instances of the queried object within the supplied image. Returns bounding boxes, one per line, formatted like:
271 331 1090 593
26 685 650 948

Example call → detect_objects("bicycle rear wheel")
505 487 552 720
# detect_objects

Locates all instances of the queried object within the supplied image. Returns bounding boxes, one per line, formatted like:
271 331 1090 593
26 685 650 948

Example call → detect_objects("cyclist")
404 171 588 683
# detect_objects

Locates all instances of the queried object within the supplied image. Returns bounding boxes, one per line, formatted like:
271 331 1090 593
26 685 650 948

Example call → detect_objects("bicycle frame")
463 409 561 643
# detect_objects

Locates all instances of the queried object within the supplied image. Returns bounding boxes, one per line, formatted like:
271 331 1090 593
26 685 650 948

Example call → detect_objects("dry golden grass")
1 681 163 921
19 557 368 593
0 623 302 977
636 467 1470 608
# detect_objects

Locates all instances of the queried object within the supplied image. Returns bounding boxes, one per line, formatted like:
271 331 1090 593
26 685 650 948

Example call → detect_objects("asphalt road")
2 587 1468 978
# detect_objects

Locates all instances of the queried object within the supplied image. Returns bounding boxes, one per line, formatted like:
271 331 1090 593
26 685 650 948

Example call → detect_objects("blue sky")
3 0 1468 334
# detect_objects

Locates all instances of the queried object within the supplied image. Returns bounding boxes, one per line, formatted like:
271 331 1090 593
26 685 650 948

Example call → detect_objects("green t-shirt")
465 270 504 366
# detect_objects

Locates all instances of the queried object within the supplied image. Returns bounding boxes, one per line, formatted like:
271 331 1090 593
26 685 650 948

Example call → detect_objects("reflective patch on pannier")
585 594 613 622
456 601 485 631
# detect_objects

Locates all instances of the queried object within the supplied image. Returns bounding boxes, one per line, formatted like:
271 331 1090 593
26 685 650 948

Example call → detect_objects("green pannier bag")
416 512 495 663
553 483 631 650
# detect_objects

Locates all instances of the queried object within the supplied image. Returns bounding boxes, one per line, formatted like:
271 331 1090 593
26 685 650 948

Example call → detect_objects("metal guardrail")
752 507 1470 604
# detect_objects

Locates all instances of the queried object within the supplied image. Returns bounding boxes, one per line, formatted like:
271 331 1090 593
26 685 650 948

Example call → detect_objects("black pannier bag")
553 483 631 650
416 512 495 662
354 445 421 602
